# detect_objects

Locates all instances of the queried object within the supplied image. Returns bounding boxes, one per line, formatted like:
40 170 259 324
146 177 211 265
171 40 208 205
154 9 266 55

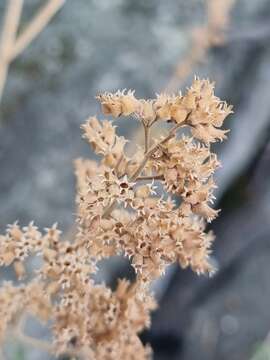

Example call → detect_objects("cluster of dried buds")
0 78 232 359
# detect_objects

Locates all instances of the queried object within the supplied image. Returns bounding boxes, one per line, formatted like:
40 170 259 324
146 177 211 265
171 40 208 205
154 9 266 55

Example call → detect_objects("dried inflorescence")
54 279 155 358
0 78 232 358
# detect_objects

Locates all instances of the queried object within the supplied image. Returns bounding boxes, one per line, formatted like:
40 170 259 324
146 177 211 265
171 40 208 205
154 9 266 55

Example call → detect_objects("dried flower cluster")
0 78 232 359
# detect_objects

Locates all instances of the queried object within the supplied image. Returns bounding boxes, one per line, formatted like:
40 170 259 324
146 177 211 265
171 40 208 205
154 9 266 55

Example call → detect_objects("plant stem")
102 120 185 218
144 124 149 153
0 0 65 107
10 0 65 60
114 153 124 176
137 175 164 181
129 121 183 181
0 0 23 104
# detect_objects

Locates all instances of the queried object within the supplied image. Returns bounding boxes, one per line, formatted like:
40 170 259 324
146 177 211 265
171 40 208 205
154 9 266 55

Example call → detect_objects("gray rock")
1 0 270 359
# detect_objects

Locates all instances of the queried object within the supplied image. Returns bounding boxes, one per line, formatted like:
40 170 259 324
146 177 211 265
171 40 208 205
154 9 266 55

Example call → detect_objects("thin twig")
10 0 66 60
0 0 65 107
0 0 24 102
114 153 124 176
143 124 150 153
137 175 164 181
130 121 184 181
102 120 185 218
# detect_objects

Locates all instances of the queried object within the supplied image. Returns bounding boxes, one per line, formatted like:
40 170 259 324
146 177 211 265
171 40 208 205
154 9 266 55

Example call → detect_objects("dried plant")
0 0 65 105
165 0 235 92
0 78 232 359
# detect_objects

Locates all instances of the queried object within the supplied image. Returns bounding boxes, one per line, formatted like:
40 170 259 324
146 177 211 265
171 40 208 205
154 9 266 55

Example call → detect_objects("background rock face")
1 0 270 359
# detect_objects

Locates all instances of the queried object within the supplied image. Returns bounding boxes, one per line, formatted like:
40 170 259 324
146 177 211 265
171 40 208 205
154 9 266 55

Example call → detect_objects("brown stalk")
137 175 164 181
143 124 150 153
102 115 190 218
0 0 65 106
0 0 23 102
10 0 66 60
129 121 183 181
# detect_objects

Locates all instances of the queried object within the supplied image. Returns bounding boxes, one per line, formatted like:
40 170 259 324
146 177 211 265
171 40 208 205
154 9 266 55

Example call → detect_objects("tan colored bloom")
97 89 140 117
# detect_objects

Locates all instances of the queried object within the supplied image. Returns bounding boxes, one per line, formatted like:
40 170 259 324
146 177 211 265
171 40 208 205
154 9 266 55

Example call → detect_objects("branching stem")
102 116 190 218
10 0 66 60
0 0 23 103
0 0 65 107
143 124 150 153
137 175 164 181
129 121 184 181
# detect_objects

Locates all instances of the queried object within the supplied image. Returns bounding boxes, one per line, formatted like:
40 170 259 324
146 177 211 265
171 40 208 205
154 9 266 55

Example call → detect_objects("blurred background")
1 0 270 359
